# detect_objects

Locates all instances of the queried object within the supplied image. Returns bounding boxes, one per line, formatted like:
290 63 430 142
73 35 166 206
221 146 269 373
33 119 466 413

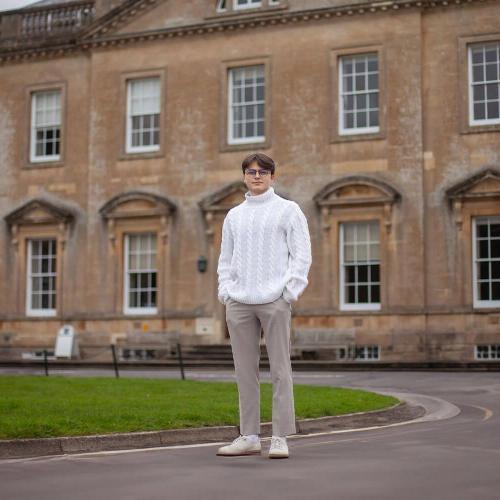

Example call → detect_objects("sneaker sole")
268 453 289 459
216 450 262 457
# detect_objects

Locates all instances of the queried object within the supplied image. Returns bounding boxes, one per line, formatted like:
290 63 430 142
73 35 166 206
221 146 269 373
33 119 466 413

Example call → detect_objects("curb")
0 401 424 459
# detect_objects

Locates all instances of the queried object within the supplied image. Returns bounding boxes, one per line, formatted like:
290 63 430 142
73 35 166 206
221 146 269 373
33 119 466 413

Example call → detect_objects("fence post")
43 349 49 376
110 344 120 379
176 342 185 380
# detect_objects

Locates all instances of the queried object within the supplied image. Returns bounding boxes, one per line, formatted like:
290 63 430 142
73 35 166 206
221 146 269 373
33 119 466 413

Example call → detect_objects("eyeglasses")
244 169 271 178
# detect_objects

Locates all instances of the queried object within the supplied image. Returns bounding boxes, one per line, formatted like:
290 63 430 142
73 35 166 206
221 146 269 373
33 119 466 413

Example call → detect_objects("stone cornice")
0 0 492 65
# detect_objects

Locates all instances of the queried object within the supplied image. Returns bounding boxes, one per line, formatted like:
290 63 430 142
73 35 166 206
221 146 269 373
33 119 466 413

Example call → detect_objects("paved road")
1 369 499 500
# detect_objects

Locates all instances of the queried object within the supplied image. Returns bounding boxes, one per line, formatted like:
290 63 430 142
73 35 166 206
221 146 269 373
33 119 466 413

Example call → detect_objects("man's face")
243 161 274 196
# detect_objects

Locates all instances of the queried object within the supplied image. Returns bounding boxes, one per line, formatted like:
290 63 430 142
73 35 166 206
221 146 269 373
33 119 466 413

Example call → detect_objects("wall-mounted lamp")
197 255 207 273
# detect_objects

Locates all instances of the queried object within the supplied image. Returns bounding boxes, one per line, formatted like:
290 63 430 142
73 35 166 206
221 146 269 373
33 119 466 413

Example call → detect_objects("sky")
0 1 43 12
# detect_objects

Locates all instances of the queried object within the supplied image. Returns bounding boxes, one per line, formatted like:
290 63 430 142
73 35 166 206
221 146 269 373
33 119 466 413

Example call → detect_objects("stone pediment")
446 168 500 201
198 181 247 212
4 198 75 226
83 0 209 39
112 0 208 36
313 175 401 208
99 191 176 219
199 182 291 212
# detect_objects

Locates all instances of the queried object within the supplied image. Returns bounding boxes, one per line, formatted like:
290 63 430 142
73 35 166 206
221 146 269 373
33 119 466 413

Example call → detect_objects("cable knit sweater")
217 186 312 305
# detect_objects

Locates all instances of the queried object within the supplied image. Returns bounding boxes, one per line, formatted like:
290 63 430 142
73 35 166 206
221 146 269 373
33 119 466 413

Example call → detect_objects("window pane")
343 75 353 92
471 48 483 64
472 65 484 83
486 101 499 119
358 285 369 303
368 73 378 90
479 261 490 280
478 223 489 238
484 45 498 62
491 224 500 237
257 121 264 136
345 265 356 283
367 57 378 72
486 83 499 100
356 94 367 109
474 102 486 120
357 224 368 241
369 111 379 127
358 265 368 282
345 112 354 128
473 85 485 101
355 59 365 72
346 285 356 303
491 239 500 258
357 112 367 128
480 282 490 300
356 244 368 261
492 262 500 280
344 244 355 262
485 63 498 81
479 239 489 258
355 75 365 91
492 282 500 300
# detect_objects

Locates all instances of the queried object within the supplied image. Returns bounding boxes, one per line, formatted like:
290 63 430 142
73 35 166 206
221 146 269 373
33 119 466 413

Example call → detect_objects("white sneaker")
268 436 289 459
216 435 261 456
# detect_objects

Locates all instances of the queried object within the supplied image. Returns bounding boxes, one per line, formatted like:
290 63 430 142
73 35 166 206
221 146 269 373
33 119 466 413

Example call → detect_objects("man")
216 152 312 459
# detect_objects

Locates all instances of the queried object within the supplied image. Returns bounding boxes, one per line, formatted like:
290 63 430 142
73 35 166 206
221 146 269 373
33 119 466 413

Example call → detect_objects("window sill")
340 305 382 312
123 309 158 316
118 151 164 161
23 161 64 170
461 123 500 135
330 132 386 144
221 139 271 153
26 311 57 318
472 304 500 311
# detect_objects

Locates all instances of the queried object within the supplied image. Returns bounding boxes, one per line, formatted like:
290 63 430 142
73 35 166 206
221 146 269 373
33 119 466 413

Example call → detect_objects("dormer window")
234 0 262 10
216 0 280 13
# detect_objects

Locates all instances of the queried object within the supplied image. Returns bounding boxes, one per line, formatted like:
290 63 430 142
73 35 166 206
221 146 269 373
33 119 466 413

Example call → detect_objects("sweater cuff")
282 287 296 304
218 291 230 305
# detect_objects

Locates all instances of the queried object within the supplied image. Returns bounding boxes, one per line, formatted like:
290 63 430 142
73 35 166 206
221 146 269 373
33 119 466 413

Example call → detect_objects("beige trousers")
225 296 296 437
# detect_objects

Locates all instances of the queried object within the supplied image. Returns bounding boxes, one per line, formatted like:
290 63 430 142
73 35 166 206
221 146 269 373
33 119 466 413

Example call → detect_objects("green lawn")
0 375 399 439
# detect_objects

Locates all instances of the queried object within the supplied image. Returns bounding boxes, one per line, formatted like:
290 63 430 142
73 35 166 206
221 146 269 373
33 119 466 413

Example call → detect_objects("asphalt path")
0 369 498 500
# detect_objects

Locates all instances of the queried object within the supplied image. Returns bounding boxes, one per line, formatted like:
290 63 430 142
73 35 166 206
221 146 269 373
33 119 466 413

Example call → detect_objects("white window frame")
228 65 265 145
216 0 227 12
472 216 500 309
474 344 500 360
123 233 158 315
355 345 380 361
125 77 161 154
233 0 262 10
26 239 57 317
30 90 61 163
339 53 380 136
468 42 500 127
339 221 381 311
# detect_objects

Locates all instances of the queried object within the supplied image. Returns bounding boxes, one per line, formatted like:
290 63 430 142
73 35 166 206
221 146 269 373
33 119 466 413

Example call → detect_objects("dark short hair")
241 152 275 175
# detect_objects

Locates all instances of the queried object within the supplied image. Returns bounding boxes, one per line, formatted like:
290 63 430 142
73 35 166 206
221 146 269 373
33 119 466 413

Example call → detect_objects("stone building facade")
0 0 499 363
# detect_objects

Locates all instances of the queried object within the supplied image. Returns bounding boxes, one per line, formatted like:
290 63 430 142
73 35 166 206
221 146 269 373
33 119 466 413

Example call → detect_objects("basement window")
355 345 380 361
475 344 500 360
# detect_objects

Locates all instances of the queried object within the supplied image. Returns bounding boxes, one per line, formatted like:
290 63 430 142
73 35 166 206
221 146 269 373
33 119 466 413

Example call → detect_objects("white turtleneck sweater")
217 186 312 305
